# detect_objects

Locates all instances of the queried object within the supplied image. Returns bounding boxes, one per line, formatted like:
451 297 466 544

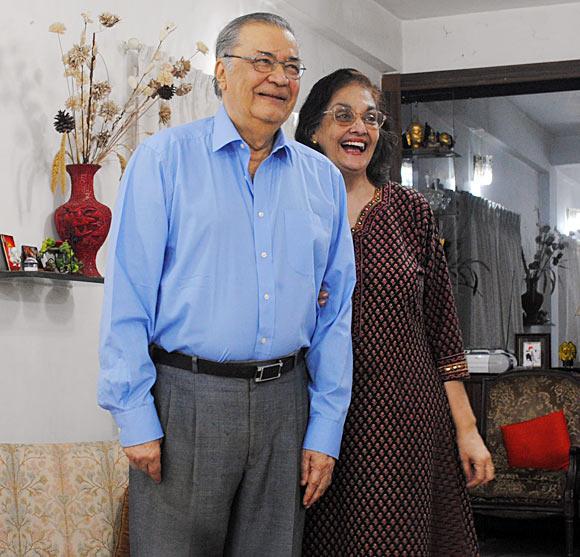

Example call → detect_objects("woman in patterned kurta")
296 69 494 556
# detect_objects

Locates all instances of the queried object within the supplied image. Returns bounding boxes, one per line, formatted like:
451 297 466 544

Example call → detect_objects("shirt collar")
271 126 293 164
212 104 292 163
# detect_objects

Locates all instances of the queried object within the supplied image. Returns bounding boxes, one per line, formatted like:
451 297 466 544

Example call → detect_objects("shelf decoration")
0 234 20 271
402 121 459 159
0 238 104 283
48 12 207 173
559 341 577 367
47 12 208 277
40 237 82 275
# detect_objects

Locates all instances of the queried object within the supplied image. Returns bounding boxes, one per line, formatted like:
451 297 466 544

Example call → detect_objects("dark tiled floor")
477 516 578 557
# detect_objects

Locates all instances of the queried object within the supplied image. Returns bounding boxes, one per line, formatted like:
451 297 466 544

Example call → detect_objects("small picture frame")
21 245 42 270
0 234 21 271
515 333 552 369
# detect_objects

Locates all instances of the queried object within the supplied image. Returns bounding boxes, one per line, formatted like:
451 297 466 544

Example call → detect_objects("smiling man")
98 12 356 557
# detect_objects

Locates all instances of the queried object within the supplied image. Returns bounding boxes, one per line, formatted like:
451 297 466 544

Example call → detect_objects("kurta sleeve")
419 198 469 381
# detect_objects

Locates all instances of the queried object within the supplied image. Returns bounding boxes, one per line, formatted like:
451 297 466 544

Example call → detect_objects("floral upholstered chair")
470 370 580 557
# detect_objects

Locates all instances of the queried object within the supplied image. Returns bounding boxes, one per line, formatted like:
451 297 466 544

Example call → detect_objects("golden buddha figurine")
406 122 424 149
427 129 439 148
559 341 577 367
439 132 454 149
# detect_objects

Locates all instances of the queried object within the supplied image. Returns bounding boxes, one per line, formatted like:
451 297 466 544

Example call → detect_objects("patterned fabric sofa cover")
0 440 128 556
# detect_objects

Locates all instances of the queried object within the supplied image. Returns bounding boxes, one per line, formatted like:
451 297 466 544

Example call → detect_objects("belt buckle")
255 361 283 382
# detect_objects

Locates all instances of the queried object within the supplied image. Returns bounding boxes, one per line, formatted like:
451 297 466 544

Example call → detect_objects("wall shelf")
0 271 104 284
402 147 461 160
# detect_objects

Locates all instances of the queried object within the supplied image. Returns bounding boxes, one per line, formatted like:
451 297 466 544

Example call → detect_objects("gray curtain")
558 239 580 349
451 192 523 351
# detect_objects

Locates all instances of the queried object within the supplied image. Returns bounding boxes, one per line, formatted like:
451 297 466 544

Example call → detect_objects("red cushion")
500 410 571 471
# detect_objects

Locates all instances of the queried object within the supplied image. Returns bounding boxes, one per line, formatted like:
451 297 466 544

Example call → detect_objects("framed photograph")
21 245 42 270
515 333 552 369
0 234 21 271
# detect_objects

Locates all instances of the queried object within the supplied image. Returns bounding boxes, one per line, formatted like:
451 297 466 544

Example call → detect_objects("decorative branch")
49 13 208 187
84 32 97 163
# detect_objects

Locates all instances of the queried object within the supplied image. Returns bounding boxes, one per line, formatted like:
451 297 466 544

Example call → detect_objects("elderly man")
98 12 355 556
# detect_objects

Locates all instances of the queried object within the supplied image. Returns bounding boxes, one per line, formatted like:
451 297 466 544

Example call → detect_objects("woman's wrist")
455 419 478 438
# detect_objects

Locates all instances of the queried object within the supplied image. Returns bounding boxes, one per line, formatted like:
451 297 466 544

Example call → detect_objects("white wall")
402 3 580 73
551 135 580 166
554 167 580 233
0 0 400 443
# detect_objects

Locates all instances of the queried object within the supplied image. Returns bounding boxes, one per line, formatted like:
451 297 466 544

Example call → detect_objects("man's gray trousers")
129 358 309 556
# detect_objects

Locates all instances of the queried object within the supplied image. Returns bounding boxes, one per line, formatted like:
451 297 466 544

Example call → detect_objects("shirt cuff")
302 415 344 459
113 402 164 447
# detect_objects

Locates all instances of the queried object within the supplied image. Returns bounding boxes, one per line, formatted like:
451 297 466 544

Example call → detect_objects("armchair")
470 369 580 557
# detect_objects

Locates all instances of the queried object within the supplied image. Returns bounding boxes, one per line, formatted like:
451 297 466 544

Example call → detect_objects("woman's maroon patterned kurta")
303 183 479 556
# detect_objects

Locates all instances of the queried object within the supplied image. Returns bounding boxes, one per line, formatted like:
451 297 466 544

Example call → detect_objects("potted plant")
39 238 82 274
520 224 568 325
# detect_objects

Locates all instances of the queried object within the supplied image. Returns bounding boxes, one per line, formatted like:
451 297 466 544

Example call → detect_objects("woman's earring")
311 136 318 145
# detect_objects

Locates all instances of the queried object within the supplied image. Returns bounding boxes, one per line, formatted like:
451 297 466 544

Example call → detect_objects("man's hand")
123 439 162 483
301 449 335 508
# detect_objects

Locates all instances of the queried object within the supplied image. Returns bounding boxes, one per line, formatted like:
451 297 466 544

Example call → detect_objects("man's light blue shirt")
98 106 356 458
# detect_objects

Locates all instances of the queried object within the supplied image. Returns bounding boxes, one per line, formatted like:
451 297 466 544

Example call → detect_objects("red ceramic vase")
54 164 112 278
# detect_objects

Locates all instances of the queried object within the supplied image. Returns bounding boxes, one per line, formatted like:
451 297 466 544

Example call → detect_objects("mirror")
393 78 580 363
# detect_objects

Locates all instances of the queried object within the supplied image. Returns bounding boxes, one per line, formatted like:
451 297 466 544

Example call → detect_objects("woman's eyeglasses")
323 106 386 129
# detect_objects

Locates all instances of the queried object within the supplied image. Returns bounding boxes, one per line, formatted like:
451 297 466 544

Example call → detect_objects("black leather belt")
150 345 304 382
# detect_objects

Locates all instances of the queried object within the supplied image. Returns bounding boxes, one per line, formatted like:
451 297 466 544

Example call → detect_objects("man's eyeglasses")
323 106 386 129
222 54 306 80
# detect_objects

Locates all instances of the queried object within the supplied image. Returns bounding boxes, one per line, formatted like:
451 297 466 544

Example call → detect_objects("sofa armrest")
113 487 130 557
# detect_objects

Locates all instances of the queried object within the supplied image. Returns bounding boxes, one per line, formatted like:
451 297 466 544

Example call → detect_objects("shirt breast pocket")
284 209 319 277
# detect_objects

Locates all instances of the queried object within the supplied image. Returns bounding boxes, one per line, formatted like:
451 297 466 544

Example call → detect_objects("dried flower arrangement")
49 12 209 193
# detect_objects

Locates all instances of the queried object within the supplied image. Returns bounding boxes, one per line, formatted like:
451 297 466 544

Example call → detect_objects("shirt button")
260 251 268 258
257 211 265 218
264 293 270 300
260 337 268 344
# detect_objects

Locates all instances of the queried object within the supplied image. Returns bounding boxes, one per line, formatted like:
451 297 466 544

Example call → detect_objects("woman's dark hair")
295 68 396 186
